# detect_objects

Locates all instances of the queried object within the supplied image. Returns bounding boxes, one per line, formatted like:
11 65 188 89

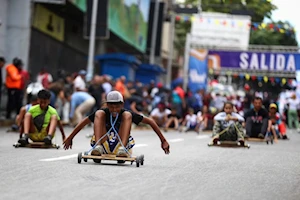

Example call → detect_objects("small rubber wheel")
93 159 101 163
117 160 126 164
140 154 144 166
136 156 140 167
77 153 82 164
83 158 88 162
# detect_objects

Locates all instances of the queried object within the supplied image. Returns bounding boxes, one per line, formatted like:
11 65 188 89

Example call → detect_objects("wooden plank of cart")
78 153 145 167
13 142 60 149
208 141 250 148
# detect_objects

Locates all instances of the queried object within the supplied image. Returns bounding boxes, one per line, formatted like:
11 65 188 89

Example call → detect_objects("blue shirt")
69 92 94 118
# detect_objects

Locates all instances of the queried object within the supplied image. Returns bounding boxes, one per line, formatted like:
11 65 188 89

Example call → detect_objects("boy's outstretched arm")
141 116 170 154
63 117 91 150
57 120 66 141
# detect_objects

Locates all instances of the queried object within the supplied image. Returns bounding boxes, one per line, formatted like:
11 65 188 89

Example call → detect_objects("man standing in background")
0 57 6 106
5 58 22 119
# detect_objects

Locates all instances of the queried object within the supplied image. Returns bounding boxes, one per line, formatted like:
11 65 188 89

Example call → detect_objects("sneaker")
258 133 264 139
43 135 53 145
213 137 219 145
18 134 29 146
91 145 104 156
117 146 128 157
238 139 245 146
282 135 288 140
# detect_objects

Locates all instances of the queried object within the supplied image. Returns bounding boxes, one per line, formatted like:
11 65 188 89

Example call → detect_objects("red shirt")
174 86 185 99
20 70 30 90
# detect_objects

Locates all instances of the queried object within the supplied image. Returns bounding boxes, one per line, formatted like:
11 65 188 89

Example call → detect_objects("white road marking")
169 138 184 143
39 154 77 162
196 135 210 139
134 144 148 148
40 144 149 162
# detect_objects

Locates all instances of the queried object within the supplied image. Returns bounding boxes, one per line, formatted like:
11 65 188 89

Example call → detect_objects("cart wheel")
93 159 101 163
140 154 144 166
83 158 88 162
131 161 134 165
77 153 82 164
136 156 140 167
117 160 126 164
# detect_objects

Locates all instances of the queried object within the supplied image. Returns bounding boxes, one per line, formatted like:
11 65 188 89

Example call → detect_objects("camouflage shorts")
213 121 244 141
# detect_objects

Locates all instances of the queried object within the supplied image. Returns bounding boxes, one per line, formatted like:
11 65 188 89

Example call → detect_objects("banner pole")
86 0 99 82
183 33 191 91
166 0 175 88
150 0 160 64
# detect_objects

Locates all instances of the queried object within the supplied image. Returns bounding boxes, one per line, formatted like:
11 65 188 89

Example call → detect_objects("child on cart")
18 89 66 145
63 91 170 157
15 95 38 137
212 102 245 145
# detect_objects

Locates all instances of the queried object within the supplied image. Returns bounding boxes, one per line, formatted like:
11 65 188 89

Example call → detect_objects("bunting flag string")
175 15 296 35
209 70 294 85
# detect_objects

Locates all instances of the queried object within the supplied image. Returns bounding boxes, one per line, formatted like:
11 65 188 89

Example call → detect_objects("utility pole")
166 0 175 88
150 0 160 64
183 33 191 91
86 0 98 82
166 1 199 89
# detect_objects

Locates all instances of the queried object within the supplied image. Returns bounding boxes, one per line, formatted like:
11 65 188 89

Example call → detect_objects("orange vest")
6 64 21 89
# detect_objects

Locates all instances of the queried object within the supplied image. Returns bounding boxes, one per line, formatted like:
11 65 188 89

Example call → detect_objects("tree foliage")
250 21 298 46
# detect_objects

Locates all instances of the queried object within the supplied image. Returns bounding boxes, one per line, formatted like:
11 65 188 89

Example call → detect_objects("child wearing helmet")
63 90 170 157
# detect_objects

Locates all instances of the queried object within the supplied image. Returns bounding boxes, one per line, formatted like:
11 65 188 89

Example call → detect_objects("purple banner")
208 50 300 72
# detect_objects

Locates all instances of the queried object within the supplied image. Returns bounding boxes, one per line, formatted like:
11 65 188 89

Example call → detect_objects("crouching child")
212 102 245 145
63 91 170 157
18 89 66 145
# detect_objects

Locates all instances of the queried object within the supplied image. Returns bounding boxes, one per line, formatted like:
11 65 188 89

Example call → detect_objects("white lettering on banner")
238 53 296 71
239 53 248 69
261 54 268 70
189 69 206 83
276 54 285 70
270 54 275 70
287 55 296 71
250 54 259 70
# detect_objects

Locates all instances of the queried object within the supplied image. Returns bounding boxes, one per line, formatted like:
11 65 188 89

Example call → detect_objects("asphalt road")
1 126 300 200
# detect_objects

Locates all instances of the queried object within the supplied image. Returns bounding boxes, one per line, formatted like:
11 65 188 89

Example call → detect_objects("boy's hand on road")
161 141 170 154
63 138 73 150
